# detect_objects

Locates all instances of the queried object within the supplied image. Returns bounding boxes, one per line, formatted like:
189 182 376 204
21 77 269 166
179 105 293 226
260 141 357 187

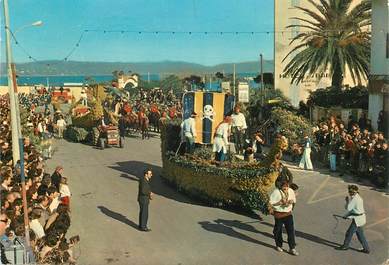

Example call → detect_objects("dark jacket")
51 171 62 191
138 176 151 203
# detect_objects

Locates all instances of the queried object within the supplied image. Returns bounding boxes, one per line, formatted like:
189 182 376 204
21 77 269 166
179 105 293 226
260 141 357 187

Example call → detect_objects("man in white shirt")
269 180 299 256
335 185 370 253
213 116 232 162
231 105 247 154
180 112 197 154
56 116 66 139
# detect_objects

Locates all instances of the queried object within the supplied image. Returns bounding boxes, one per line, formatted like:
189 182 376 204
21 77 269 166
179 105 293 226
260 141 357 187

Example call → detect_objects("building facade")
274 0 364 106
368 0 389 132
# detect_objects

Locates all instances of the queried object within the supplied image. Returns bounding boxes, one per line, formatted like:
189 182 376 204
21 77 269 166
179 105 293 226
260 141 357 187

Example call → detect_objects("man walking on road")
138 169 153 232
335 185 370 253
269 180 299 256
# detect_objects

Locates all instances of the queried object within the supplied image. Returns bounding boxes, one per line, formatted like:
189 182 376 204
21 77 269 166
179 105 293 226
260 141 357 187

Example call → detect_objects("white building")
274 0 365 106
368 0 389 132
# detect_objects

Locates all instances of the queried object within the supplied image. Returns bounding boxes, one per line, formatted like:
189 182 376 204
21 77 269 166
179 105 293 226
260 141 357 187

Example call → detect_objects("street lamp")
14 20 43 34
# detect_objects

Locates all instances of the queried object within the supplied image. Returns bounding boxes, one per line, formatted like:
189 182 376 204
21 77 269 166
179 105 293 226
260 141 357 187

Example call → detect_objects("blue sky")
1 0 274 65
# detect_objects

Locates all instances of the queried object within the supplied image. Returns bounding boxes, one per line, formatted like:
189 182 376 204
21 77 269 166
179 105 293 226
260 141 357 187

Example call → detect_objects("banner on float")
182 91 235 144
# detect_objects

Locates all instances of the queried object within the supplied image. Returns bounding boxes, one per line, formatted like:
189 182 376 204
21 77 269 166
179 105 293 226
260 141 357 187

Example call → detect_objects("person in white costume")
213 116 232 162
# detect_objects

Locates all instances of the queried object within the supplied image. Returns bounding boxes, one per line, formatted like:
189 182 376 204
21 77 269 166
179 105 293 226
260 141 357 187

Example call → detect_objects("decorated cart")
160 91 288 214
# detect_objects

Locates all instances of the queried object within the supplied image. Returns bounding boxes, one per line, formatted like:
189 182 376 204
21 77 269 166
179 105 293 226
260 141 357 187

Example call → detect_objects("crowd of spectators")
310 114 388 187
0 93 78 264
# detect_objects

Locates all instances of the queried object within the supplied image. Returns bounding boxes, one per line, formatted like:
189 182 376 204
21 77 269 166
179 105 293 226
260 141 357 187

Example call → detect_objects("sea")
0 73 258 86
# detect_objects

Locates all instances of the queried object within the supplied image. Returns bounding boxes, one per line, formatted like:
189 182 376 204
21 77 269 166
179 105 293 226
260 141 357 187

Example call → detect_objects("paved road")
46 134 389 265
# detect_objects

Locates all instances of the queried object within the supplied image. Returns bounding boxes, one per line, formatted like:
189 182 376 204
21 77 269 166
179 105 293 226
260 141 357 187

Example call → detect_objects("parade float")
65 84 122 148
160 91 288 214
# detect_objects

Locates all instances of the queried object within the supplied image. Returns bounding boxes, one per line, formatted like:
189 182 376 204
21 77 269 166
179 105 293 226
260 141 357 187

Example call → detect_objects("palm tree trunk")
331 62 343 90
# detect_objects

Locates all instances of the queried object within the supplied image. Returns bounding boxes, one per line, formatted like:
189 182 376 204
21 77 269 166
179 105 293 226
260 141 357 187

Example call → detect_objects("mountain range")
0 60 274 76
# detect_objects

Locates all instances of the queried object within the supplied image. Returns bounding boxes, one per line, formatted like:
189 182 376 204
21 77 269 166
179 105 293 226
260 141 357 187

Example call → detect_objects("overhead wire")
8 27 372 64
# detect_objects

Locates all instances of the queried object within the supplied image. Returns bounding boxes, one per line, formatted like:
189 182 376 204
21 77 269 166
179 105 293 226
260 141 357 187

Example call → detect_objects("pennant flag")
183 91 235 144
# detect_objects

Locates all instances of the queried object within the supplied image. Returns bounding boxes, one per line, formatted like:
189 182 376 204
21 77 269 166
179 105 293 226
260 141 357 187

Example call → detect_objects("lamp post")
2 0 43 247
14 20 43 34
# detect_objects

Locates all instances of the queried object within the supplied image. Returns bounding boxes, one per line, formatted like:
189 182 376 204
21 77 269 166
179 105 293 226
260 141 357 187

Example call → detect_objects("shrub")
271 108 312 146
64 126 89 142
308 86 368 109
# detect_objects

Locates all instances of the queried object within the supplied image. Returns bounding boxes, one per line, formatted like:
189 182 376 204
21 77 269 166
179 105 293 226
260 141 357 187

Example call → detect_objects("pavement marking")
307 176 346 204
365 217 389 229
307 176 329 204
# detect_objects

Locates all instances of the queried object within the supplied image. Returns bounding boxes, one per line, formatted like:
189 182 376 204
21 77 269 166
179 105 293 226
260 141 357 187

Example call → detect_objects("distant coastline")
0 60 273 77
0 72 259 86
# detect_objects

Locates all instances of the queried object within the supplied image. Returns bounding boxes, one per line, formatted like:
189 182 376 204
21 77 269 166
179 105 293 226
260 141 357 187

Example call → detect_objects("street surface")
46 134 389 265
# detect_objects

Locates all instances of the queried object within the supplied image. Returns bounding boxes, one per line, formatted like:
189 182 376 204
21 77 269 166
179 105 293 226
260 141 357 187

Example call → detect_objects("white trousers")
299 147 313 170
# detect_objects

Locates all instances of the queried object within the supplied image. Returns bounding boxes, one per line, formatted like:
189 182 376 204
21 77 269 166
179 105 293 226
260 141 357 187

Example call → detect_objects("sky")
0 0 274 65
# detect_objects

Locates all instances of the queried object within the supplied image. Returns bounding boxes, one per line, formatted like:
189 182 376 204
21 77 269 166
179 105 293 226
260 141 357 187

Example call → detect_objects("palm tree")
282 0 371 89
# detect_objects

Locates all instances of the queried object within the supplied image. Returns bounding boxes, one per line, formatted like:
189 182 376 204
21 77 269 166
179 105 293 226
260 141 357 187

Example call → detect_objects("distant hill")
0 60 273 76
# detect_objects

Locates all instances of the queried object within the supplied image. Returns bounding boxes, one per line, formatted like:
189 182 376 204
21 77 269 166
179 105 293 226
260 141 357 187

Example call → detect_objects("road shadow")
108 160 199 205
260 221 340 248
97 206 139 230
198 221 275 249
214 219 273 239
109 160 266 218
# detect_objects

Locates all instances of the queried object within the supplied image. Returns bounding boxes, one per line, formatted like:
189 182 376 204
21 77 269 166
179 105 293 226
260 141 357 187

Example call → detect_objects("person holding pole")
213 116 232 162
180 112 197 154
335 185 370 253
231 105 247 155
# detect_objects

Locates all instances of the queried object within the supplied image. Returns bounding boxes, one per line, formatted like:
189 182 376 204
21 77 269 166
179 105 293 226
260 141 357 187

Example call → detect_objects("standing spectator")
59 177 71 206
138 169 153 232
358 113 367 131
299 134 313 170
377 110 385 135
269 181 299 255
56 116 66 139
231 106 247 154
336 185 370 254
180 112 197 154
51 166 63 192
329 127 340 172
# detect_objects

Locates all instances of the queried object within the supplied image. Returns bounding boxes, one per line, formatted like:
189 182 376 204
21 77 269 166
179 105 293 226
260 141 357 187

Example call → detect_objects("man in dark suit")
138 169 153 232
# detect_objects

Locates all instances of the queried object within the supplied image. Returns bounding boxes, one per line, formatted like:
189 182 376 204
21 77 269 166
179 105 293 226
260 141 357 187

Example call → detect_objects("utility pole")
260 53 264 90
3 0 30 246
3 0 20 164
260 53 266 105
233 63 236 98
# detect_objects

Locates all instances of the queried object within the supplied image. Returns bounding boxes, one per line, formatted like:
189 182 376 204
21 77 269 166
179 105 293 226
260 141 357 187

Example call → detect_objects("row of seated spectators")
0 94 78 264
